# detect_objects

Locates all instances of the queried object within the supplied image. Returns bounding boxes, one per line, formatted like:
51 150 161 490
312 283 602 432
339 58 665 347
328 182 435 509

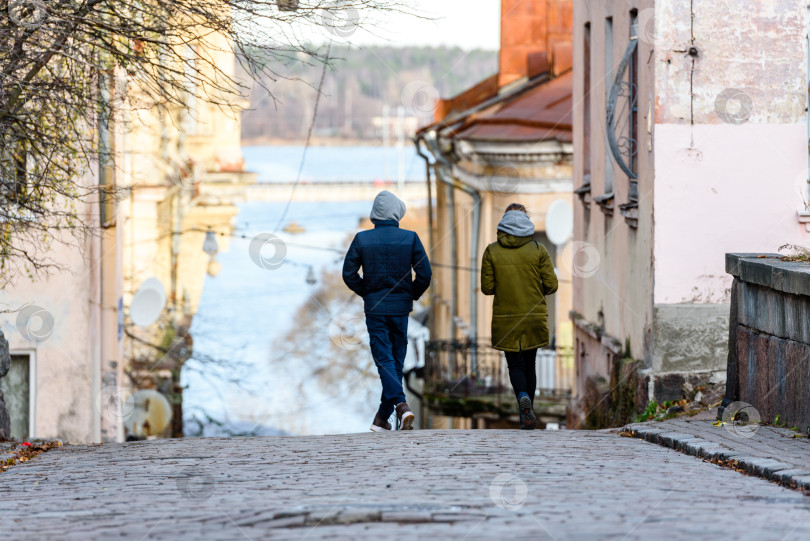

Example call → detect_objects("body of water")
242 145 423 183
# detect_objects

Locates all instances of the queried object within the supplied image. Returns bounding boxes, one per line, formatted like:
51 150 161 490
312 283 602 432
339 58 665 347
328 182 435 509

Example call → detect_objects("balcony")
423 340 574 428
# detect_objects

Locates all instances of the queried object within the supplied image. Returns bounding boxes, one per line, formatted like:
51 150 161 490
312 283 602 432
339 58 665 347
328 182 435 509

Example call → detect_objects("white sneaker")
370 414 392 432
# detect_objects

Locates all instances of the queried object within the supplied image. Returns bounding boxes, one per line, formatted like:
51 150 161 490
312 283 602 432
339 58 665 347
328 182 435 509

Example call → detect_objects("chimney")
498 0 573 87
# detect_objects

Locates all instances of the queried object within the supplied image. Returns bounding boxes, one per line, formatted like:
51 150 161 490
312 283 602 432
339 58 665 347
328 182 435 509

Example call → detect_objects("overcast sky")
310 0 501 50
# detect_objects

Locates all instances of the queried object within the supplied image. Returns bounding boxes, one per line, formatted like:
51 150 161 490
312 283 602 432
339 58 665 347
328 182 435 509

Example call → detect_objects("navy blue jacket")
342 220 432 315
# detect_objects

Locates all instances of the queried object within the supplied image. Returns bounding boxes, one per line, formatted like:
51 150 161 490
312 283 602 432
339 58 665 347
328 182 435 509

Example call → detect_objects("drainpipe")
98 67 122 443
415 133 456 340
413 136 436 337
421 132 481 376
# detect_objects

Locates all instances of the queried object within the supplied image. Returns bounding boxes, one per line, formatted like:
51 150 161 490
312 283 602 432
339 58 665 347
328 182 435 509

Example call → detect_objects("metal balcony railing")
425 340 574 401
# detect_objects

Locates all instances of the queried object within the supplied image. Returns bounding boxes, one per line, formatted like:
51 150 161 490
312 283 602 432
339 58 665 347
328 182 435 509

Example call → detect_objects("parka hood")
370 190 406 223
497 230 533 248
497 210 535 237
496 211 535 248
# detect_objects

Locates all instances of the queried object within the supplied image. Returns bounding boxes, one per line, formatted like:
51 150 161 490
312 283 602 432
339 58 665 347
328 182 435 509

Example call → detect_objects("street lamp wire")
272 42 332 234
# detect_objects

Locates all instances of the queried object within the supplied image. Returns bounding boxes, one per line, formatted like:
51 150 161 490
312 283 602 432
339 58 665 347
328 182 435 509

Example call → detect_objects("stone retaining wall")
724 254 810 432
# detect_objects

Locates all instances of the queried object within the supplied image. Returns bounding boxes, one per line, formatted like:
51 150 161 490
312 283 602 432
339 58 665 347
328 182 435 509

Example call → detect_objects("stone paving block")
380 511 434 523
626 416 810 493
740 458 794 479
790 475 810 489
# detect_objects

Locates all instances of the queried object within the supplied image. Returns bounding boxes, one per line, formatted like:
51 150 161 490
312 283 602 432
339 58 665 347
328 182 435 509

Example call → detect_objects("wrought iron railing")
424 340 574 400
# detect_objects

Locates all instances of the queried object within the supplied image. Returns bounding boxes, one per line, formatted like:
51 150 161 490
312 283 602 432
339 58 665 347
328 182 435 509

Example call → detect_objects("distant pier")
199 179 428 204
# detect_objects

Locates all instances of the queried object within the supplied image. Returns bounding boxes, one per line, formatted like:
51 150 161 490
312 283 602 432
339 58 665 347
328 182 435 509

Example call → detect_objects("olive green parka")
481 230 558 352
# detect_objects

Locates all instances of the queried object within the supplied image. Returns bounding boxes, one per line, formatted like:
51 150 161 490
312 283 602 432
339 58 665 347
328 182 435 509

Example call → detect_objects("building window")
183 44 199 136
575 22 592 208
604 11 641 226
628 9 639 181
604 15 614 196
0 354 33 440
594 16 615 215
0 140 27 204
618 9 640 227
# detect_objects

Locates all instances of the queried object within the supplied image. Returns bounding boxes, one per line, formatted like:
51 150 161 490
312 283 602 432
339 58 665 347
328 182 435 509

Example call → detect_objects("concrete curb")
623 424 810 492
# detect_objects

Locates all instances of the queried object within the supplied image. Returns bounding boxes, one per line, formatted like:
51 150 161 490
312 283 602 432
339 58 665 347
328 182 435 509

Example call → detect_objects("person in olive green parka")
481 203 558 429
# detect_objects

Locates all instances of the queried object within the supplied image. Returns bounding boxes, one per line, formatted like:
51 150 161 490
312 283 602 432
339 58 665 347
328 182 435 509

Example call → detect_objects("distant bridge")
199 180 429 204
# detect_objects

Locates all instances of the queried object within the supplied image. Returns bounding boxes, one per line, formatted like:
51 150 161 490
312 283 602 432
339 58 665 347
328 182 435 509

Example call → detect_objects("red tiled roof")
452 70 572 143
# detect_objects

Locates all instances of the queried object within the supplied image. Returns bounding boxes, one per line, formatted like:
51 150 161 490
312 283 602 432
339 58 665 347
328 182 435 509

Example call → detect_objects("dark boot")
519 396 536 430
395 402 415 430
370 414 392 432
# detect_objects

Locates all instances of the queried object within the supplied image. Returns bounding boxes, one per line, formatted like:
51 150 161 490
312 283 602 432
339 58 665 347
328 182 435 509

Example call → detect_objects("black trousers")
505 349 538 403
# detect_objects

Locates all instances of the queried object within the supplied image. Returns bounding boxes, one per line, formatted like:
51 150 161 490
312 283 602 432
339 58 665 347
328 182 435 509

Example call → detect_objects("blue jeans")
366 314 408 419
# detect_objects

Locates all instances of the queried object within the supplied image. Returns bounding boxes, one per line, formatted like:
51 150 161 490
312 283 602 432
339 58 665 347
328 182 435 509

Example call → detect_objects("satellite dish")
545 199 574 246
123 389 172 437
130 277 166 327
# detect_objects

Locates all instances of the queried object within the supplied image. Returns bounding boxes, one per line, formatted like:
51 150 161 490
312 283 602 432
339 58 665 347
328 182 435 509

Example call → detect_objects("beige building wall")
0 169 114 444
0 27 253 444
119 27 254 439
572 0 656 395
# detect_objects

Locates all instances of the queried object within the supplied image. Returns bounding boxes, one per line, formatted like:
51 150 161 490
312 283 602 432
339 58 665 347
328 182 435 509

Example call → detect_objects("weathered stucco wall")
0 187 104 443
654 0 806 126
572 0 807 420
651 1 808 378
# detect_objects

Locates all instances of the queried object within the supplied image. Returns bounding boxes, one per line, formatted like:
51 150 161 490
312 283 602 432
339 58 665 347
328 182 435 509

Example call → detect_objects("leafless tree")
0 0 414 283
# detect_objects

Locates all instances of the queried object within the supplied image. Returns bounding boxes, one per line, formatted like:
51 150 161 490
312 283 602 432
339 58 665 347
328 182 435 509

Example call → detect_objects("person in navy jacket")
342 190 432 431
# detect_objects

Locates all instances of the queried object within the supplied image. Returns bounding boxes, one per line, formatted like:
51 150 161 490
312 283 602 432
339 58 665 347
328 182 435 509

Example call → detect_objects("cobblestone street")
1 430 808 540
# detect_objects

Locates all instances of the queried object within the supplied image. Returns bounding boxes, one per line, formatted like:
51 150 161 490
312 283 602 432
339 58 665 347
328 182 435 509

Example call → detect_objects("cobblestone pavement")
1 430 809 540
626 410 810 491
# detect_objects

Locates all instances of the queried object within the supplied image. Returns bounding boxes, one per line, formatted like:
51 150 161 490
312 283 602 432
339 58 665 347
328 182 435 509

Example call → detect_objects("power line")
272 43 332 234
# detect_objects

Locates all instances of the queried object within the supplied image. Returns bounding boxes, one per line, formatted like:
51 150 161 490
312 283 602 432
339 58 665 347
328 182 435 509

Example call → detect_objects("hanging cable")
272 43 332 233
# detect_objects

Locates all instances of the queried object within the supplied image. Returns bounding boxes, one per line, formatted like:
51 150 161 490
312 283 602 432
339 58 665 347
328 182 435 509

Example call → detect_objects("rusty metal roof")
448 70 573 144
